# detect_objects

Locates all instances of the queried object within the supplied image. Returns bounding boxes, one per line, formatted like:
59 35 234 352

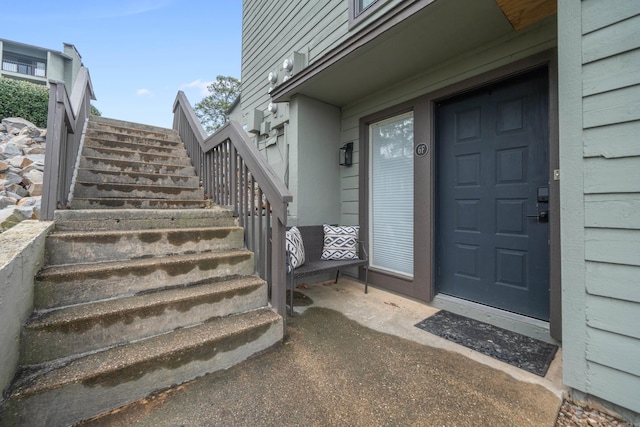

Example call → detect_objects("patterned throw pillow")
321 224 359 260
286 226 305 273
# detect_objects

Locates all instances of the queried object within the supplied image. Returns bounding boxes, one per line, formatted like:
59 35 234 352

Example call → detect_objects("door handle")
526 210 548 223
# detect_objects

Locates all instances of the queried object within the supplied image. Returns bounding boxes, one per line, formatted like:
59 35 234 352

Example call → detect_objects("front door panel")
436 68 550 320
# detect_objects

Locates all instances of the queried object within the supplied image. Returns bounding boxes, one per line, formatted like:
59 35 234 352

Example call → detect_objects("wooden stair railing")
41 67 95 220
172 91 293 320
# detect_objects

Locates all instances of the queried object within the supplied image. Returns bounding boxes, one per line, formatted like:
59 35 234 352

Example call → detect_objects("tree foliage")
91 104 102 116
0 77 49 128
194 75 240 134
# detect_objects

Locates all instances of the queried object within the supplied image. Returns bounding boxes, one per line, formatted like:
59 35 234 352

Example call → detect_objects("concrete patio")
80 278 565 426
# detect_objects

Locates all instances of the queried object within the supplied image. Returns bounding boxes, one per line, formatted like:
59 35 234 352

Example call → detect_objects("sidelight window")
369 112 414 277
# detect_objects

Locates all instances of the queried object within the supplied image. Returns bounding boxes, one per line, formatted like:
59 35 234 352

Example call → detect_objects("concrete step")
89 116 181 141
34 250 254 309
3 308 282 427
81 145 193 166
73 181 204 200
86 126 182 146
78 156 197 176
45 226 244 265
53 208 237 232
76 167 200 187
84 136 186 157
69 197 208 210
21 276 268 365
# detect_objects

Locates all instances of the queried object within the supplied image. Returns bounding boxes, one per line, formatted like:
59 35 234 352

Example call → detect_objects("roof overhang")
271 0 556 106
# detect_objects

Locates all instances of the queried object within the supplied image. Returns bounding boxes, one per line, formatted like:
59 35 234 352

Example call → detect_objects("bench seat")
287 225 368 315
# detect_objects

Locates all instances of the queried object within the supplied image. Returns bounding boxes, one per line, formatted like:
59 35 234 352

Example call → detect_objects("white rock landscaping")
0 117 46 232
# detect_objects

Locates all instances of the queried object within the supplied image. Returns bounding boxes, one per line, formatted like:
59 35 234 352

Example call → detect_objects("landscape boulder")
0 118 46 231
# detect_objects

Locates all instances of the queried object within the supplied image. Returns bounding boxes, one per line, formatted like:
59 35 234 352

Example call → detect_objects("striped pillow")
286 226 306 273
321 224 359 260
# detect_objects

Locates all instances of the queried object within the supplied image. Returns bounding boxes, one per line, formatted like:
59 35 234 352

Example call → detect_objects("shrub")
0 77 49 128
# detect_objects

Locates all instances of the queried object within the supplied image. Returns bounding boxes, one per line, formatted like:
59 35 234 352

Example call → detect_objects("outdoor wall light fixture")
282 58 293 71
340 142 353 166
268 72 277 84
268 102 278 113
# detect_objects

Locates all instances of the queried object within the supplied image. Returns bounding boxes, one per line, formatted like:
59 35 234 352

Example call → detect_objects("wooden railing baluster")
41 67 96 220
172 91 292 321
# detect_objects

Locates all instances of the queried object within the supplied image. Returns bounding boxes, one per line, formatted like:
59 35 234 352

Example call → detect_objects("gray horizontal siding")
582 0 640 34
242 0 349 116
583 121 640 158
584 157 640 194
582 48 640 97
585 194 640 229
586 361 640 415
582 13 640 64
586 295 640 340
587 327 640 377
578 1 640 415
586 262 640 304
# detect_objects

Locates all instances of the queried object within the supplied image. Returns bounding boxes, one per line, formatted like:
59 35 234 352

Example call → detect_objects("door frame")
359 50 561 338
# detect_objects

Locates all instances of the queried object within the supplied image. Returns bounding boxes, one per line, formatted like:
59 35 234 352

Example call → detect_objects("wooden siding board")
583 121 640 158
585 194 640 229
583 85 640 129
242 0 311 109
242 0 350 114
584 157 640 194
587 327 640 377
582 49 640 97
586 295 640 340
342 175 359 190
582 14 640 64
342 188 359 202
585 228 640 266
586 262 640 304
342 200 359 215
586 361 640 414
582 0 640 34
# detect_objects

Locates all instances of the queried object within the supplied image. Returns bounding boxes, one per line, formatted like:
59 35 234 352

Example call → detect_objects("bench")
287 225 369 315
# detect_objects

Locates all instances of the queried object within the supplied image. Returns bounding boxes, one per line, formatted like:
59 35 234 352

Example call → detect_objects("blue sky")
2 1 242 128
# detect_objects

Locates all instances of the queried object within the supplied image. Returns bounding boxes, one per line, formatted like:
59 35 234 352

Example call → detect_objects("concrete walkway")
81 279 564 426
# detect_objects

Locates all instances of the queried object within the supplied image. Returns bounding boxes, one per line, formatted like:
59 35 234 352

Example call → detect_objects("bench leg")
290 276 295 317
364 266 369 294
335 270 340 283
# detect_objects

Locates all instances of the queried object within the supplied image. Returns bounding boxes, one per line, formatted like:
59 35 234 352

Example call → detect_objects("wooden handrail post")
172 91 292 329
271 217 287 319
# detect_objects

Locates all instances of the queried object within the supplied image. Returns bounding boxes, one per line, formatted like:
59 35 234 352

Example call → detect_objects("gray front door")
435 68 550 320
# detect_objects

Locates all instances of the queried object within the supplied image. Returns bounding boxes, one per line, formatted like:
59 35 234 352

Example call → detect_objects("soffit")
495 0 557 31
271 0 544 106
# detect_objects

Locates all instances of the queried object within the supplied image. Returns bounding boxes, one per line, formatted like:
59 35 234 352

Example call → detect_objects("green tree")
194 75 240 134
90 104 102 116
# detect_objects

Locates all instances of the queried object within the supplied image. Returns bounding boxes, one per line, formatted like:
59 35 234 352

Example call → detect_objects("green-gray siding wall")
241 0 401 225
338 17 558 226
560 0 640 415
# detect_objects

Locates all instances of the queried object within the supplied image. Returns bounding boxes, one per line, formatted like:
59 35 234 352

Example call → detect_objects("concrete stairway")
0 117 283 426
72 116 206 209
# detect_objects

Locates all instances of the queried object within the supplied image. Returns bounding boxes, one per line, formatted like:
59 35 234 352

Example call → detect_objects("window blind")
369 112 414 277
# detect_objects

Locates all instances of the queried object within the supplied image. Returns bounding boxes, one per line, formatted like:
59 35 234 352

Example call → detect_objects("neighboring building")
239 0 639 420
0 39 83 89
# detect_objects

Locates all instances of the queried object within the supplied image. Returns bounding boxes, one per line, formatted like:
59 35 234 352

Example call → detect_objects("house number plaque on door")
415 143 429 157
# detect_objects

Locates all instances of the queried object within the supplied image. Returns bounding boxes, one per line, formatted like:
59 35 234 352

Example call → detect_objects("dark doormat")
415 310 558 377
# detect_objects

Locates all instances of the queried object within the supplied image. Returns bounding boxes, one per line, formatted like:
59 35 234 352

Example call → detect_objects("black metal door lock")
527 210 549 223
